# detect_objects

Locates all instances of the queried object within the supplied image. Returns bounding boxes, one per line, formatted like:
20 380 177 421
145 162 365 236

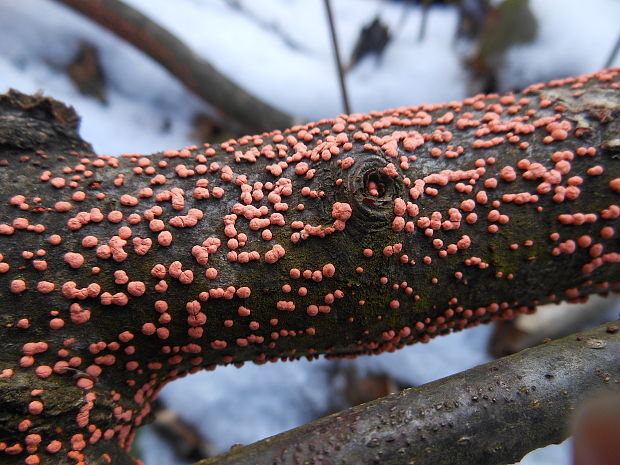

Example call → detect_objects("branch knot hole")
344 155 405 233
364 167 392 199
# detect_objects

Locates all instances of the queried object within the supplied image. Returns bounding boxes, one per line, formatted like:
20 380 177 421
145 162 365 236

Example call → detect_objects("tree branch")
54 0 298 133
197 320 620 465
0 68 618 464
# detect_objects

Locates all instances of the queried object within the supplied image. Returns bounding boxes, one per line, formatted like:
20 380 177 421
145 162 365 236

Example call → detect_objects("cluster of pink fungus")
0 68 618 464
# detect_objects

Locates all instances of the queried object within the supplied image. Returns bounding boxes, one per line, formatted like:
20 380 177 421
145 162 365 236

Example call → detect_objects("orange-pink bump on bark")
28 401 44 415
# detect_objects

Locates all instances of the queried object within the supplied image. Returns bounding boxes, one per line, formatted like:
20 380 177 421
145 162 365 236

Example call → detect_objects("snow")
499 0 620 91
0 0 618 463
123 0 466 119
0 0 206 155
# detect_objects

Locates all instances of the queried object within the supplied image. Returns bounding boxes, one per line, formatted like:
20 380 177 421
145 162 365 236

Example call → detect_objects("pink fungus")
100 292 128 306
49 318 64 330
265 244 286 264
107 210 123 223
54 201 72 212
306 305 319 316
10 279 26 293
50 177 66 188
236 287 251 298
322 263 336 278
36 281 55 294
500 166 517 182
158 231 173 246
460 199 476 212
238 306 251 317
211 340 227 350
178 270 194 284
186 300 201 315
149 219 165 232
600 226 615 239
151 264 167 279
276 301 295 311
64 252 84 269
119 332 134 343
46 441 62 454
35 366 52 378
142 323 156 335
127 281 146 296
81 236 98 248
114 270 129 285
28 401 44 415
70 303 91 324
331 202 352 221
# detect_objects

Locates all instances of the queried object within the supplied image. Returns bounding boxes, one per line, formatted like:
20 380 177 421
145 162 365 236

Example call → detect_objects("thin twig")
197 321 620 465
323 0 351 114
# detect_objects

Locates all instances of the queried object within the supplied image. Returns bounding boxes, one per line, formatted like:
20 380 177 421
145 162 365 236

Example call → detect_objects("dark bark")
0 68 618 464
197 320 620 465
54 0 297 134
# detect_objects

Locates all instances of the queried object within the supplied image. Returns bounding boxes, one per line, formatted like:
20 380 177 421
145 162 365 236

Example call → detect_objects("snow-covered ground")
0 0 618 464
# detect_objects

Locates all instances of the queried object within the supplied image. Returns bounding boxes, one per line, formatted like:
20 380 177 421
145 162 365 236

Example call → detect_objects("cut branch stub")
0 68 618 464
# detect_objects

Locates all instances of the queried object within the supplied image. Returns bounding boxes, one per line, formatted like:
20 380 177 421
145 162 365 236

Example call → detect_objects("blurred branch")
417 0 432 42
604 29 620 68
348 17 391 70
222 0 310 53
197 321 620 465
54 0 298 133
466 0 538 94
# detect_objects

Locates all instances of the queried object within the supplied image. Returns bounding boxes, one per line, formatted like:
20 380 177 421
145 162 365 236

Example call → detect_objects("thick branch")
198 321 620 465
0 69 618 464
54 0 297 133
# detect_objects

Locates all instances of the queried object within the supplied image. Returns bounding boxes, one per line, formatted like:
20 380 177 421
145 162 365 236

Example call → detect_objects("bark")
0 68 618 465
54 0 298 133
197 320 620 465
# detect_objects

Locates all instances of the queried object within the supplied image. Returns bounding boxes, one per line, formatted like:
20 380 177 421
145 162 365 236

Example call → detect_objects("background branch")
54 0 297 133
198 321 620 465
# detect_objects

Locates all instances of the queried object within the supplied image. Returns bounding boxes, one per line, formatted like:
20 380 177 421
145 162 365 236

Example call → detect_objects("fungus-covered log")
0 68 619 465
197 321 620 465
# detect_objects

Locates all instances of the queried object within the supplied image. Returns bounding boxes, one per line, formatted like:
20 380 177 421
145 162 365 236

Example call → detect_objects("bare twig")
197 321 620 465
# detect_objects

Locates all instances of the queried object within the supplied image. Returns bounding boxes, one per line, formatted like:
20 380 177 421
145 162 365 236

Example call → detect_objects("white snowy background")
0 0 619 464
